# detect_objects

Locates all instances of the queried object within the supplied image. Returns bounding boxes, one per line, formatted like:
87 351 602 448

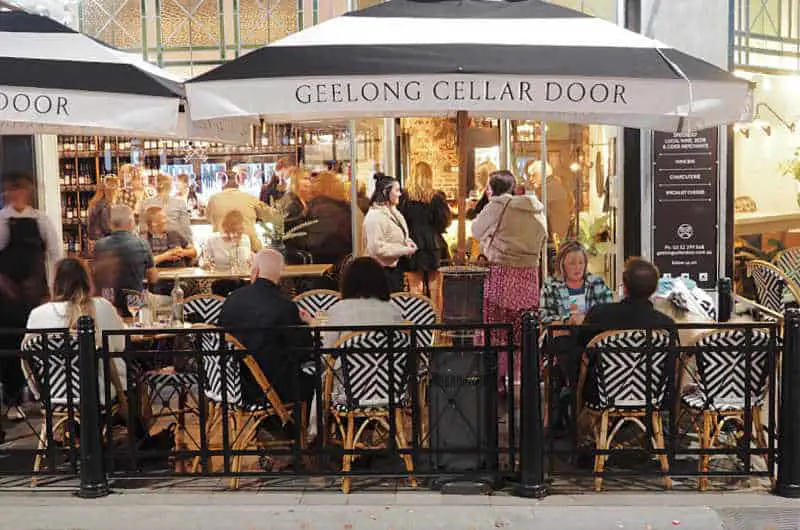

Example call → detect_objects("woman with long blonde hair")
87 175 120 243
24 258 127 399
304 171 356 271
399 162 451 307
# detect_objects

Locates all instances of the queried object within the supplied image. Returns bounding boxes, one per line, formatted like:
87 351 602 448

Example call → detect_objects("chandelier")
182 142 209 163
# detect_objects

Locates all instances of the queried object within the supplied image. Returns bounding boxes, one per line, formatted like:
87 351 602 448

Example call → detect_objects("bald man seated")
219 249 315 408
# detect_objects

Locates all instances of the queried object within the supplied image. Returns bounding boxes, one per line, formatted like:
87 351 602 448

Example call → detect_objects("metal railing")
0 309 798 497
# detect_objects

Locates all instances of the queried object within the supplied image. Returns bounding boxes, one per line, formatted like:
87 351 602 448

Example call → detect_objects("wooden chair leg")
341 414 356 494
192 404 221 473
594 411 609 492
752 406 773 488
651 412 672 490
699 411 714 491
394 410 417 489
228 411 245 490
30 420 48 487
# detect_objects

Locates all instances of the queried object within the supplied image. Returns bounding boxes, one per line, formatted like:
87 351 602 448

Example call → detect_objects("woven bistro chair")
192 327 307 489
577 329 673 492
21 332 125 485
680 328 775 490
747 260 800 317
773 247 800 287
183 294 225 325
327 329 417 494
292 289 341 318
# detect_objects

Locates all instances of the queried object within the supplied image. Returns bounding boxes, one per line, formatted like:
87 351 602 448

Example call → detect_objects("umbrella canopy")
0 9 253 141
186 0 752 131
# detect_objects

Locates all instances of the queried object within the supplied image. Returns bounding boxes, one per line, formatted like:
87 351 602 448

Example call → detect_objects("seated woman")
201 209 253 296
321 256 404 349
24 258 127 405
539 241 612 429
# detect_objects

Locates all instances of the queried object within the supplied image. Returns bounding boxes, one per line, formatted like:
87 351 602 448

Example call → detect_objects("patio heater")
430 265 498 492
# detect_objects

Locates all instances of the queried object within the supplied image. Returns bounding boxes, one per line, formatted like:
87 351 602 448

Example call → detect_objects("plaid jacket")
539 273 613 323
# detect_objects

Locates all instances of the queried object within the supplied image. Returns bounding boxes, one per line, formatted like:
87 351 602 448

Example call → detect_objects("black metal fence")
1 312 799 498
96 322 518 493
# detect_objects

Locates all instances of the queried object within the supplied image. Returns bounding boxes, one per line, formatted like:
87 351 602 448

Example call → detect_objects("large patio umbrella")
185 0 753 255
0 9 253 143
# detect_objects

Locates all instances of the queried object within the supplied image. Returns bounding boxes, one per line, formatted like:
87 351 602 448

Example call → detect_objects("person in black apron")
0 174 55 433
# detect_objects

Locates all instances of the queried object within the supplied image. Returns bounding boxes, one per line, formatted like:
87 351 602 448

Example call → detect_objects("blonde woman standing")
87 175 120 244
363 173 416 293
400 162 451 308
118 164 152 217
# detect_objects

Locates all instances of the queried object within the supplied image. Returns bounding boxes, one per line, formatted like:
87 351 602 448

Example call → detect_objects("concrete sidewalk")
0 490 797 530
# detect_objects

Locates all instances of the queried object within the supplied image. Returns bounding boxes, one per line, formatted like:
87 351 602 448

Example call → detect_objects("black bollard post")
76 316 109 499
776 308 800 498
717 277 732 323
514 312 548 498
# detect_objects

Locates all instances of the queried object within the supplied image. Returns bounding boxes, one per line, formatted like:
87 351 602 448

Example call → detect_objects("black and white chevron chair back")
184 295 225 325
335 330 411 410
198 330 243 406
293 290 341 317
748 261 787 315
592 330 672 409
691 329 772 410
21 333 80 406
390 293 437 347
774 248 800 286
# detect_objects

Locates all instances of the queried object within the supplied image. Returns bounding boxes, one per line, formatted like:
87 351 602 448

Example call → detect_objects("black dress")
0 217 49 402
400 192 452 272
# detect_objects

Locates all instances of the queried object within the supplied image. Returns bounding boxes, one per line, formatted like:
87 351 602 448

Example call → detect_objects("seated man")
143 206 197 300
219 249 315 408
578 258 676 405
94 204 157 316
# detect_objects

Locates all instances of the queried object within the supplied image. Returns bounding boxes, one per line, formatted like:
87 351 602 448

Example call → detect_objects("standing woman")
471 170 547 391
87 175 121 249
118 164 151 221
400 161 452 308
363 173 417 293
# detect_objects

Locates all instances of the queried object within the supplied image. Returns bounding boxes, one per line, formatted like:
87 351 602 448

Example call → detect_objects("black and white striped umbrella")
187 0 752 131
0 9 252 142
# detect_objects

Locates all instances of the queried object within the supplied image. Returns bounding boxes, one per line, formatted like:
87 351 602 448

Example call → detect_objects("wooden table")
154 264 334 296
155 264 333 281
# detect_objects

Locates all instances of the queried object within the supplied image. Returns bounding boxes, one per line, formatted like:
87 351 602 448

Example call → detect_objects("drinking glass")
125 290 146 326
101 288 115 305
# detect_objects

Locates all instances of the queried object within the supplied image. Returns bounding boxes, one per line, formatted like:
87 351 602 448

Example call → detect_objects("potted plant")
779 149 800 207
257 197 318 255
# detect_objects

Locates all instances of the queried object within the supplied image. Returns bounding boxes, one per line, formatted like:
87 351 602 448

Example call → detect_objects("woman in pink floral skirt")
471 170 547 392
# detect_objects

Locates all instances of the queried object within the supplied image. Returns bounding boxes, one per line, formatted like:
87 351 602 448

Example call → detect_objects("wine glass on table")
125 290 146 327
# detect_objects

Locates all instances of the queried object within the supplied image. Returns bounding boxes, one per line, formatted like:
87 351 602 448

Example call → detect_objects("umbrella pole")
456 110 469 264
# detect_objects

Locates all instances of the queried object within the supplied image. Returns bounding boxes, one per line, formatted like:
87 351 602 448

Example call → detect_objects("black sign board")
652 128 718 289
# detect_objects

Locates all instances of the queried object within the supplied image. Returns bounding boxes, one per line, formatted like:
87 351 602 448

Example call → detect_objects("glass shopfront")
397 117 621 286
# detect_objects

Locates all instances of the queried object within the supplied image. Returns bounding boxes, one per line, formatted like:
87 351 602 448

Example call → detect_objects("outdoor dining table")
153 264 334 296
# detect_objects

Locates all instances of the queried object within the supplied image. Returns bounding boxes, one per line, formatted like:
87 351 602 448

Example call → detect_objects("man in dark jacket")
578 258 676 404
219 249 315 407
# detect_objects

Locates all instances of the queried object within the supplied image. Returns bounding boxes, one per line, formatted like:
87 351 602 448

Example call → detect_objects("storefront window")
352 118 386 194
733 72 800 294
511 120 618 286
